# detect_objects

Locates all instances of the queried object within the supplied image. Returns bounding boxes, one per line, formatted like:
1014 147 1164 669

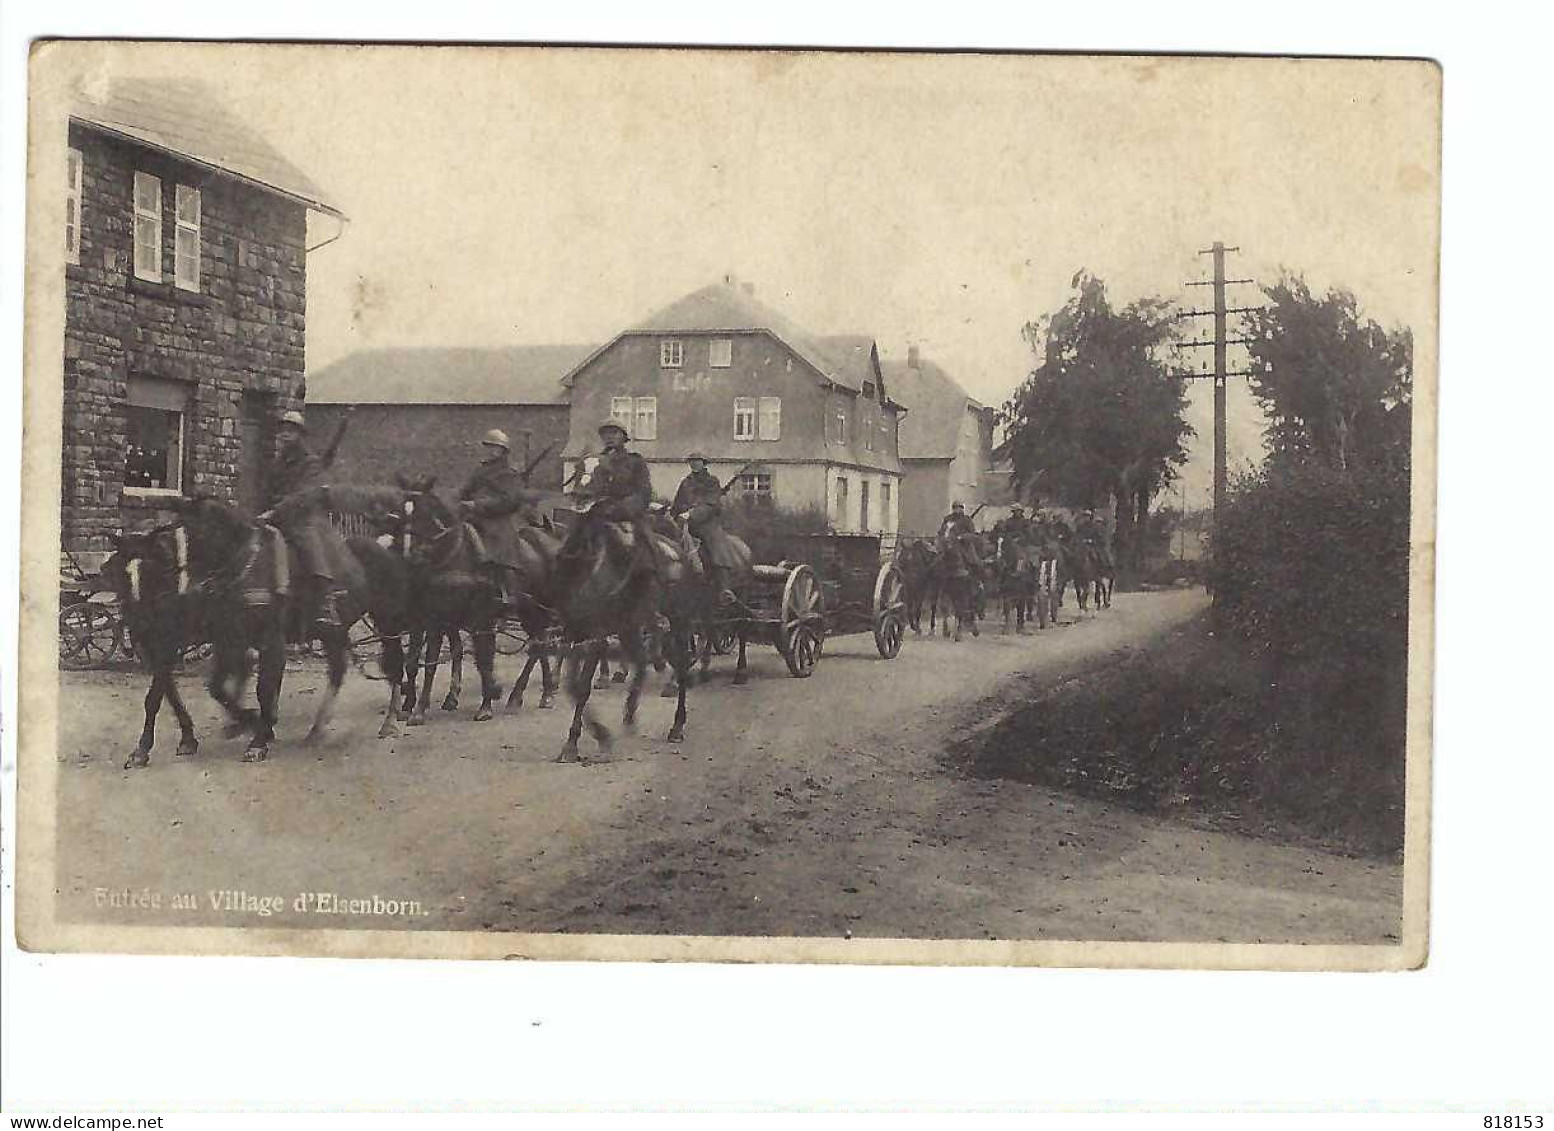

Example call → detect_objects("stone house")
306 345 589 496
60 79 342 569
879 348 998 536
560 279 905 535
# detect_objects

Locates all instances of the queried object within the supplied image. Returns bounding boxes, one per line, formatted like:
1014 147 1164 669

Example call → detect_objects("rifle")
320 405 353 467
518 440 558 483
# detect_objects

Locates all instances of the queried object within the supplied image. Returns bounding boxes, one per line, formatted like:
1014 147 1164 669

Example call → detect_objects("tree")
1000 271 1193 573
1244 274 1413 475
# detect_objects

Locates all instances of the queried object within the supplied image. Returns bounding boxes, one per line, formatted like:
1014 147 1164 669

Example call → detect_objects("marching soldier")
458 429 543 606
264 408 358 629
673 452 736 602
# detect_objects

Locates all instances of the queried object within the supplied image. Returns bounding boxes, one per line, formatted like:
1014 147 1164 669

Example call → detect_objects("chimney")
907 344 920 370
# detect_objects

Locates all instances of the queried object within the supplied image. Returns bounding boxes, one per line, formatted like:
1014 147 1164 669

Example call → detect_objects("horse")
652 509 754 693
395 479 534 724
932 530 983 642
1060 532 1101 617
546 500 696 761
896 538 940 635
383 488 562 717
103 493 413 766
993 531 1038 634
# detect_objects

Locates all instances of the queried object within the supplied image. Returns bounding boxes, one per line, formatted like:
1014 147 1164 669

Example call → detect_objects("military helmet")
1011 503 1025 513
598 420 631 440
687 451 709 463
481 428 511 450
951 501 964 511
279 410 306 429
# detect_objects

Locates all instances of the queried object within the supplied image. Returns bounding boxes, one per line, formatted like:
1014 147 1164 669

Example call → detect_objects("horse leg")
244 632 282 763
126 666 167 769
442 629 463 711
620 629 649 734
472 628 498 722
209 641 258 739
594 650 613 690
507 651 536 712
667 623 690 743
409 627 440 726
165 670 199 758
305 624 349 745
538 651 557 709
398 630 422 721
732 628 749 686
379 635 404 739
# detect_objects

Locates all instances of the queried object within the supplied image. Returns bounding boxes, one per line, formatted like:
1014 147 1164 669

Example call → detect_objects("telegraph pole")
1175 241 1259 521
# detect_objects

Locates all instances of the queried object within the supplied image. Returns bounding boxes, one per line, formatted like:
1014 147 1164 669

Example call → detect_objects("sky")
44 44 1439 511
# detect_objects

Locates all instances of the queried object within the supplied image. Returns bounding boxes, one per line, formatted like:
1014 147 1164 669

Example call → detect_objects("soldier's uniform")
459 430 545 604
937 505 976 549
1076 512 1114 570
573 423 660 576
1001 509 1032 545
266 412 361 626
673 459 737 596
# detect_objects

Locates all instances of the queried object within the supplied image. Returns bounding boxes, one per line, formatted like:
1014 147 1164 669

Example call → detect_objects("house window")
738 470 773 498
862 381 876 400
864 407 874 451
860 481 871 532
834 476 850 528
832 403 848 445
132 172 161 282
709 338 732 368
66 148 83 264
633 396 658 441
881 481 892 528
660 339 684 368
123 376 188 493
734 396 756 441
757 396 781 441
610 396 635 431
174 184 201 292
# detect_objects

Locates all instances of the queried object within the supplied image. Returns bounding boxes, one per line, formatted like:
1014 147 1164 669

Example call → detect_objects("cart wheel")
872 561 906 659
60 602 118 668
778 564 825 678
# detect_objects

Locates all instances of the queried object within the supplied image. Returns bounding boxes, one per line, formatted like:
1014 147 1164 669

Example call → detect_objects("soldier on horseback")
1076 508 1114 572
673 452 737 604
937 500 976 548
458 428 545 608
1001 503 1032 546
262 408 359 629
569 420 662 578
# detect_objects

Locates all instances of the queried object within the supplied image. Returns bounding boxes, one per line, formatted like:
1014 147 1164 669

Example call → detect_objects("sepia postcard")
15 41 1438 969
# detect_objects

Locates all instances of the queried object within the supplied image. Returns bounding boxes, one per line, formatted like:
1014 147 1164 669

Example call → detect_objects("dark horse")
897 538 940 636
933 530 984 641
547 501 696 761
1060 531 1102 617
652 509 755 693
102 493 413 766
396 479 522 724
993 530 1037 634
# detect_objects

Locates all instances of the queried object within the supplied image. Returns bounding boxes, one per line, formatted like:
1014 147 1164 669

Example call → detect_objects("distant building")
60 79 342 568
880 348 998 536
306 345 589 494
561 279 904 535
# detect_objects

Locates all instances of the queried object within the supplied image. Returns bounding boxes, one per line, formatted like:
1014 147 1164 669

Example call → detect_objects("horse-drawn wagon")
702 531 906 678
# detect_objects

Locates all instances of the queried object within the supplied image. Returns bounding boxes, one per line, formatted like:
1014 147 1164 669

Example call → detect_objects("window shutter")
634 396 658 440
66 149 83 264
174 185 201 291
758 397 781 441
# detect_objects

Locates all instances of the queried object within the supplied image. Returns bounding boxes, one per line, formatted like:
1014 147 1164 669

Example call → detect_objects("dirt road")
50 588 1401 944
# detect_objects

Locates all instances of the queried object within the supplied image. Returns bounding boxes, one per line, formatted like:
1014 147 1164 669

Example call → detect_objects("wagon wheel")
777 564 825 678
871 561 907 659
59 601 119 669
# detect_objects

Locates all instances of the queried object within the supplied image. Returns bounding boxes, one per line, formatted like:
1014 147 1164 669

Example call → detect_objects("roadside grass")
950 611 1406 859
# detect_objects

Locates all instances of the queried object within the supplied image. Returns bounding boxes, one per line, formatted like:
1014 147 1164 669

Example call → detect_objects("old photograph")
16 42 1437 967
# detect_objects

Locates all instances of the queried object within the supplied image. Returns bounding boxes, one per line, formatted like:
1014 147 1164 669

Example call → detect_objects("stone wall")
62 124 309 566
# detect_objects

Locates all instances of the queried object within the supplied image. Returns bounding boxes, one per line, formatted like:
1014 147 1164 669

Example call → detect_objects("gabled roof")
307 345 592 406
71 78 342 217
879 357 987 461
563 282 882 394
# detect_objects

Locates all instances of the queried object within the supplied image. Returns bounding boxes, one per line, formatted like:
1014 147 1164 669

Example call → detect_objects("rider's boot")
314 585 345 630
